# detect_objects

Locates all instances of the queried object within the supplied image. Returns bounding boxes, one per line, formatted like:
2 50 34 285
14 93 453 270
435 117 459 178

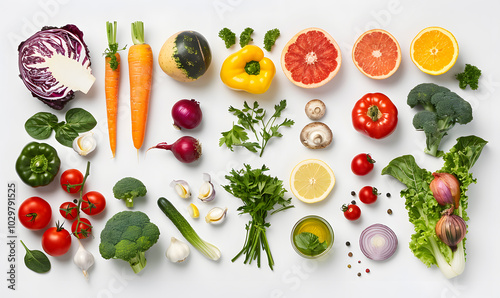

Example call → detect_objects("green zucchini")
157 197 221 261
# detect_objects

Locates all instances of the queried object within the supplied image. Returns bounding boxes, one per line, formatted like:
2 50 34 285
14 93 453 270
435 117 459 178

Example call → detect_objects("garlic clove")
165 237 190 263
188 203 200 219
73 131 97 156
73 239 94 280
205 207 228 224
198 173 216 202
170 180 191 199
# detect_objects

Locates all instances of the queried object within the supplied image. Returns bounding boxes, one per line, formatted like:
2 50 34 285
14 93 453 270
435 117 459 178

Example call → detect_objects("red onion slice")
359 223 398 261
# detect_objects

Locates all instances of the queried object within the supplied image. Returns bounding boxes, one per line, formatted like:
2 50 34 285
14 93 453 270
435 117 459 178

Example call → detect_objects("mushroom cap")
305 99 326 120
300 122 333 149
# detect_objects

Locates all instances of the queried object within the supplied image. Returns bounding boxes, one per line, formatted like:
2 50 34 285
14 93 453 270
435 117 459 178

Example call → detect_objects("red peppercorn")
366 268 370 273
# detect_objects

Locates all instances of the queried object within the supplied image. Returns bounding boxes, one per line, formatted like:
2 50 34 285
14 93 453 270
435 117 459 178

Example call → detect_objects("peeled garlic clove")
170 180 191 199
188 203 199 219
166 237 190 263
205 207 227 224
73 132 97 156
198 173 215 202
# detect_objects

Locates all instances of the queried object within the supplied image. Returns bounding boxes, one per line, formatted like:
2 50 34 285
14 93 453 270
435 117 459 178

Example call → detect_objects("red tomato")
342 203 361 221
60 169 84 194
352 93 398 139
81 191 106 216
351 153 375 176
72 218 92 239
42 223 72 256
359 186 379 204
18 197 52 230
59 202 78 220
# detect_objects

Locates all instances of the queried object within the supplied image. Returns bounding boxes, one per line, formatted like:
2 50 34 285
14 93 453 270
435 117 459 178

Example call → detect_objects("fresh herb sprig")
218 27 236 48
239 27 254 47
294 232 328 256
25 108 97 147
223 164 294 270
219 100 294 157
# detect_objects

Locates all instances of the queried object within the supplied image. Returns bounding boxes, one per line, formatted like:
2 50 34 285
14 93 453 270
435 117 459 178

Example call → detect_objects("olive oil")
291 215 334 258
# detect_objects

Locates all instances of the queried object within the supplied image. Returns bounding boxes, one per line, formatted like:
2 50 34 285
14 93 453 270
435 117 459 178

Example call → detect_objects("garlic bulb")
165 237 190 263
198 173 215 202
170 180 191 199
205 207 228 224
73 239 94 280
73 132 97 156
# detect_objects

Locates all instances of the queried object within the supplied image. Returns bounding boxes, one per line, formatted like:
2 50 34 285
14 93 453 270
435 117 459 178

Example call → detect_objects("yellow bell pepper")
220 45 276 94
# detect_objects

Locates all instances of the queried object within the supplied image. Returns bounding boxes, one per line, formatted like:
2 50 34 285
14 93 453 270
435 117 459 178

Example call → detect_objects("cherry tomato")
41 222 71 256
59 202 78 220
60 169 84 194
352 93 398 139
72 217 92 239
342 203 361 221
18 197 52 230
359 186 380 204
351 153 375 176
81 191 106 216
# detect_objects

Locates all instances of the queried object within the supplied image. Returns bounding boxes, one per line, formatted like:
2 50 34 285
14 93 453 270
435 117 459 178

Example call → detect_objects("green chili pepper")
15 142 60 187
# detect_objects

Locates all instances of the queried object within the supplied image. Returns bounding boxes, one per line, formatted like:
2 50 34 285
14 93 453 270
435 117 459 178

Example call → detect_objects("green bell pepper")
16 142 61 187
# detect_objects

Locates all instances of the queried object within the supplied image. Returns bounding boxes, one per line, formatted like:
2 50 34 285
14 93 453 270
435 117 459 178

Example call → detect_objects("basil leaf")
55 125 79 147
294 232 327 255
24 112 58 140
65 108 97 133
20 240 51 273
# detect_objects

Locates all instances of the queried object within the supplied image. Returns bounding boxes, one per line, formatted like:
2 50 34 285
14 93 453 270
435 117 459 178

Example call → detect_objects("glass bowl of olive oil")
291 215 334 259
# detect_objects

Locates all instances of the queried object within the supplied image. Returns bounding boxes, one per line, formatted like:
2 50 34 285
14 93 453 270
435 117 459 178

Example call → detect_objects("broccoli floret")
263 28 280 51
113 177 147 208
456 64 481 90
218 27 236 49
408 84 473 157
99 211 160 274
239 27 254 47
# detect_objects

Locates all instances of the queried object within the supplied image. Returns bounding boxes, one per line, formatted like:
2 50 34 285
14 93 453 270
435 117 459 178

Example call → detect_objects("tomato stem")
367 105 382 122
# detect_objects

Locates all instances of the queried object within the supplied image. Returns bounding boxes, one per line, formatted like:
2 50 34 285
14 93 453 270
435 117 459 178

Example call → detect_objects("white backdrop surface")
1 1 499 297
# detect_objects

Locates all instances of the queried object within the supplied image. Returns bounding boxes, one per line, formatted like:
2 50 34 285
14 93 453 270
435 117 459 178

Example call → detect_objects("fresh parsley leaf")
218 27 236 48
263 28 280 51
294 232 328 256
219 100 294 157
239 27 254 47
456 64 481 90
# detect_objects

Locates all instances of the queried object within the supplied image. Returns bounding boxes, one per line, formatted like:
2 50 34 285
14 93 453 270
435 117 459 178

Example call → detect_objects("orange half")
410 27 459 75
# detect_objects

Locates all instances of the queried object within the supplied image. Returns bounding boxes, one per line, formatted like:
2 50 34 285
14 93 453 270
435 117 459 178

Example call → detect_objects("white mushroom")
305 99 326 120
300 122 333 149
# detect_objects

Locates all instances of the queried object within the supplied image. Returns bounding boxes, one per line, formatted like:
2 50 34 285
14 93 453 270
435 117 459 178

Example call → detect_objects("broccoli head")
99 211 160 274
113 177 147 208
408 83 473 157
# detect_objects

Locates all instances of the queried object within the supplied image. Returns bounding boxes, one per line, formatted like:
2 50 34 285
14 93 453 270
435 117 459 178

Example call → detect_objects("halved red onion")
359 223 398 261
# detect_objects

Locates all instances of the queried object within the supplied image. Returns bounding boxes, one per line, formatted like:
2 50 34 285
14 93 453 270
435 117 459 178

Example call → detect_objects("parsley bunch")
223 164 294 270
219 100 294 157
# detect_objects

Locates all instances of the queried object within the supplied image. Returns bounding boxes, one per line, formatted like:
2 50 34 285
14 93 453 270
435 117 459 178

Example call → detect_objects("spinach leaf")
55 125 79 147
294 232 328 256
24 112 58 140
65 108 97 133
20 240 51 273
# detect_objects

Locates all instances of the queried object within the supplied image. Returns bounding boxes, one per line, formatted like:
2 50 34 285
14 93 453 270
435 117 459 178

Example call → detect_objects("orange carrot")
128 21 153 150
104 21 125 157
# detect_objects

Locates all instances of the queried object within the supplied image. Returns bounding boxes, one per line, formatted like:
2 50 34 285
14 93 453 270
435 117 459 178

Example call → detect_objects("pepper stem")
30 154 48 174
245 60 261 75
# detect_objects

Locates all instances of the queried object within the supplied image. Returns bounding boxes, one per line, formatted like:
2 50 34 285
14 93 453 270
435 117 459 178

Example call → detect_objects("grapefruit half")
352 29 401 79
281 28 342 88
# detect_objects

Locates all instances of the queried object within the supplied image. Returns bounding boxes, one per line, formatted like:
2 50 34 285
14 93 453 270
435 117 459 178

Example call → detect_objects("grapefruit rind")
281 27 342 89
352 29 401 80
410 26 459 76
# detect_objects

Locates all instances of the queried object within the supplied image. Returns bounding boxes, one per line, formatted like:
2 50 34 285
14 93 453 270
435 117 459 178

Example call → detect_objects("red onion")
359 223 398 261
435 207 466 252
171 99 202 130
149 136 201 163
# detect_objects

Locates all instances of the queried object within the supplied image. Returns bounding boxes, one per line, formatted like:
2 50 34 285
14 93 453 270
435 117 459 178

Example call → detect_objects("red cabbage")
18 24 95 110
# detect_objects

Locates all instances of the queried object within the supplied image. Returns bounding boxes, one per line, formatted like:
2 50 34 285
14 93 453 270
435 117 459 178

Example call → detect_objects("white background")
1 0 499 297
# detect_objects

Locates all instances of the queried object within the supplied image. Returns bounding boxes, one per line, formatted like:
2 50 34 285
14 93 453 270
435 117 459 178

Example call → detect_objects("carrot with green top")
128 21 153 150
104 21 126 157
